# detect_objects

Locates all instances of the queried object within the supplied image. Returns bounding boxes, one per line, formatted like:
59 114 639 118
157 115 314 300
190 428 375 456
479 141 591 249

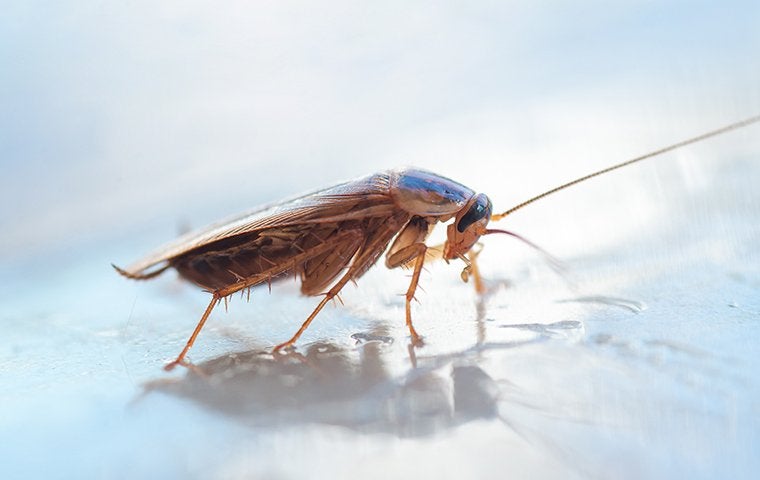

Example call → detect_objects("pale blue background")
1 2 759 479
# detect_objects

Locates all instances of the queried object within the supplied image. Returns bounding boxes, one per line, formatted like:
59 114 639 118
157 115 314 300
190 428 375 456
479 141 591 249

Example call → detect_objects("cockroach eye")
457 194 492 233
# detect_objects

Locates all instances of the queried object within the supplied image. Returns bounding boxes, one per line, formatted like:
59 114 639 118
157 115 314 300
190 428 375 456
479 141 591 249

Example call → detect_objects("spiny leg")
405 249 427 346
386 243 428 346
163 229 366 367
165 293 221 371
273 268 356 353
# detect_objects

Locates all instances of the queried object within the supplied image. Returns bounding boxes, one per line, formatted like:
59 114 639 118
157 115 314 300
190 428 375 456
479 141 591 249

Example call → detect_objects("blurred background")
1 1 759 479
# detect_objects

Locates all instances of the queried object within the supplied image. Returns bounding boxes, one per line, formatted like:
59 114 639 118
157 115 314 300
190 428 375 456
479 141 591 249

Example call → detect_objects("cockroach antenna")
491 115 760 221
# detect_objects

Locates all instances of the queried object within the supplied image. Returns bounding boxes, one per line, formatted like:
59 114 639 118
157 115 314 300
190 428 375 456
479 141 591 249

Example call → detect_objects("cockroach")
114 116 760 370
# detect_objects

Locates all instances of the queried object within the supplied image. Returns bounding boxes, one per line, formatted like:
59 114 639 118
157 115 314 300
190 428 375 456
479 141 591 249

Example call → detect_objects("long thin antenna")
491 115 760 221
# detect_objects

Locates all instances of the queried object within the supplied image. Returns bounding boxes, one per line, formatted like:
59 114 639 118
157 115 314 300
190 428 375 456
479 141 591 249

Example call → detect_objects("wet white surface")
2 2 759 479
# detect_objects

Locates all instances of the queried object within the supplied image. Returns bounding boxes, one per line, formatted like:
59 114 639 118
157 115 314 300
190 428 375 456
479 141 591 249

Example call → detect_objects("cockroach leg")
272 267 357 353
165 293 222 371
391 243 427 345
405 248 427 346
466 244 486 295
334 293 345 306
458 254 472 282
387 242 428 345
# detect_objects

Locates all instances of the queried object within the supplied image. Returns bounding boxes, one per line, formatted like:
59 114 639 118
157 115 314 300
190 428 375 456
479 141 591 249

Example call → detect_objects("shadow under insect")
147 333 545 437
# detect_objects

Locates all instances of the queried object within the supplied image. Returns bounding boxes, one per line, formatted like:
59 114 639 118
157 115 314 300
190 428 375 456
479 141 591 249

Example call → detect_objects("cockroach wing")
121 171 397 277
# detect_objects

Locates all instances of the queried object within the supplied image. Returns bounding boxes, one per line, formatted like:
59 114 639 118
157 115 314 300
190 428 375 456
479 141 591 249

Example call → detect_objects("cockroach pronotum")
114 116 760 370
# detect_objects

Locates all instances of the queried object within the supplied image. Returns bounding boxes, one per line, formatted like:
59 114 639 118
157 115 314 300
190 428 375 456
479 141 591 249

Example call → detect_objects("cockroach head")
444 193 492 260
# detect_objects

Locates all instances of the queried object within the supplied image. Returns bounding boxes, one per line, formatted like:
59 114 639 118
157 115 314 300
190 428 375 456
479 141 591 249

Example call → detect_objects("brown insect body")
114 116 760 370
115 168 493 369
119 169 485 290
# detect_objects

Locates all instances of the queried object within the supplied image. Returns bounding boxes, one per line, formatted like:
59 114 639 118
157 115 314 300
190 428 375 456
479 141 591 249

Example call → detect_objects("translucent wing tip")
112 262 170 281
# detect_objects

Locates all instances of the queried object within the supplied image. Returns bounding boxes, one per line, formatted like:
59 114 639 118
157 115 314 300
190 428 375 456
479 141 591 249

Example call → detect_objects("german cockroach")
114 116 760 370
